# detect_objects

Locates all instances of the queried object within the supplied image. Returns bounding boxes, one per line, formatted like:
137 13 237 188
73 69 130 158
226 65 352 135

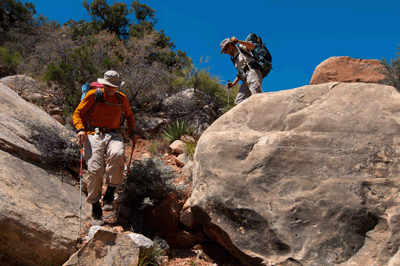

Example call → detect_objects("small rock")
139 153 151 160
52 114 64 124
84 225 104 242
112 226 124 233
180 199 195 228
169 140 186 155
180 134 196 143
175 153 188 167
153 236 169 254
49 108 64 116
28 93 44 104
127 233 154 255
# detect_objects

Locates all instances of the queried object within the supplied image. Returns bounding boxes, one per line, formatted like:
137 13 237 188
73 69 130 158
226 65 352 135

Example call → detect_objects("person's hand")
230 36 238 44
131 134 139 144
77 131 87 146
227 81 232 89
130 130 139 144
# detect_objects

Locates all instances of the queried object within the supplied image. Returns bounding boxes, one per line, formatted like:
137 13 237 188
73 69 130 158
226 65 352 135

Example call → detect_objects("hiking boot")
102 186 116 211
102 202 114 211
91 201 104 226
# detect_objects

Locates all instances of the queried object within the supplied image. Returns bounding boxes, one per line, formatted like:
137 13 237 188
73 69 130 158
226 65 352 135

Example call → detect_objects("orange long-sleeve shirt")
73 88 136 135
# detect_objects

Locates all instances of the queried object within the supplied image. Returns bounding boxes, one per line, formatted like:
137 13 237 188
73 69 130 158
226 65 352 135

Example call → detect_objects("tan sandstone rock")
191 82 400 266
169 140 186 155
310 56 385 85
63 229 139 266
0 82 92 265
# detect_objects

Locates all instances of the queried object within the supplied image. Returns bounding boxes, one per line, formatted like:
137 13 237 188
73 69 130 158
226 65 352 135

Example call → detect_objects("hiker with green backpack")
220 33 272 105
73 70 139 226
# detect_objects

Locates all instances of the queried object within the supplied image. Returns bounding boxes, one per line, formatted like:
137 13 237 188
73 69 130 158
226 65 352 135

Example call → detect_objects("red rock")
310 56 385 85
142 194 180 237
166 230 207 248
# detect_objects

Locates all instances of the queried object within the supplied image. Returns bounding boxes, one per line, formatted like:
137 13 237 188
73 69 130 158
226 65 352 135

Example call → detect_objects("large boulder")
191 82 400 266
0 81 60 163
63 229 140 266
310 56 385 85
0 82 92 265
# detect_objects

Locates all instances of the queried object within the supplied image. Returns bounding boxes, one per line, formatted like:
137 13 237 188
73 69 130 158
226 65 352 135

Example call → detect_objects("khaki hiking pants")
83 132 125 204
234 68 263 105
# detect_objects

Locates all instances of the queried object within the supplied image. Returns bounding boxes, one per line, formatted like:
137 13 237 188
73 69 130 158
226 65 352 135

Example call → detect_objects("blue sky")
29 0 400 93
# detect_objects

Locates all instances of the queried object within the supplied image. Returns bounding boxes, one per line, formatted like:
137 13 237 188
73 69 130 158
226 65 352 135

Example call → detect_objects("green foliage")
182 57 233 112
189 259 198 266
42 30 123 108
226 83 240 111
162 120 193 143
138 243 163 266
129 0 156 39
185 141 196 160
0 0 36 34
120 157 184 223
147 141 160 155
64 19 99 39
0 46 20 74
25 121 80 169
380 45 400 91
83 0 131 40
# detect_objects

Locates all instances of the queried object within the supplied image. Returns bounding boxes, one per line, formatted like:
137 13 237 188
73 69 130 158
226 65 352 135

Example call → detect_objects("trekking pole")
78 146 83 239
235 45 261 88
227 80 231 110
115 142 136 225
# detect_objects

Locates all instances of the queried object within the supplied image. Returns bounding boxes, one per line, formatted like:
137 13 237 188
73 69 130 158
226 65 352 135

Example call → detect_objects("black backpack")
245 33 272 77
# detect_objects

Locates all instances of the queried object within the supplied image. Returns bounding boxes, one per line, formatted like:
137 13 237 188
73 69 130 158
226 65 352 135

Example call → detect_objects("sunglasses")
104 85 118 89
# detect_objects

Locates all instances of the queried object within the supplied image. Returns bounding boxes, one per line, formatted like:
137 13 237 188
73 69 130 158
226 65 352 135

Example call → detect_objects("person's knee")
87 159 104 176
110 148 124 161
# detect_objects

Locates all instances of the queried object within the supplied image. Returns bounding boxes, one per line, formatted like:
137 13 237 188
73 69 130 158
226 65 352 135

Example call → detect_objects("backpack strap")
86 89 123 130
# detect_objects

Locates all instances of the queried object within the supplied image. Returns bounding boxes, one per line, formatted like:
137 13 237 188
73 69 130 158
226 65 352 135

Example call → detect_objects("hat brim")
97 78 125 87
220 41 232 55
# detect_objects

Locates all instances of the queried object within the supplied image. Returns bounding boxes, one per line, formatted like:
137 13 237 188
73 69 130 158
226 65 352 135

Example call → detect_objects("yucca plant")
161 120 193 143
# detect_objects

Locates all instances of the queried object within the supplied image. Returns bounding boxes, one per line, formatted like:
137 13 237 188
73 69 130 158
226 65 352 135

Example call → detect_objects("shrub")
0 46 20 75
147 140 159 155
185 141 196 160
119 157 185 224
25 121 80 169
380 45 400 91
161 120 193 143
138 242 163 266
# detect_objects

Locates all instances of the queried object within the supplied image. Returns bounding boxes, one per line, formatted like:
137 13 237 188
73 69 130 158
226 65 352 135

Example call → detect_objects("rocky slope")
0 82 92 265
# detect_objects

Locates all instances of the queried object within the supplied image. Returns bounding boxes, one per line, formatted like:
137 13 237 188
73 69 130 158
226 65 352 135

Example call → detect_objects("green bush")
0 46 20 75
161 120 193 143
25 121 80 169
380 45 400 91
138 242 163 266
119 157 185 224
185 141 196 160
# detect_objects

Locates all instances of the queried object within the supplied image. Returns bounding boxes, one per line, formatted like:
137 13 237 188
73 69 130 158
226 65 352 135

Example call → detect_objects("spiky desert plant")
161 120 193 143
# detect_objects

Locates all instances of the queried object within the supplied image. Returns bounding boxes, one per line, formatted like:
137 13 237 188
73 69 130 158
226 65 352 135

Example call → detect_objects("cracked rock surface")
191 82 400 266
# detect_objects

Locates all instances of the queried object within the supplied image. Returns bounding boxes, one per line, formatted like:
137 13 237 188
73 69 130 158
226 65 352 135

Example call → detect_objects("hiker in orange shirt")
73 70 139 225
